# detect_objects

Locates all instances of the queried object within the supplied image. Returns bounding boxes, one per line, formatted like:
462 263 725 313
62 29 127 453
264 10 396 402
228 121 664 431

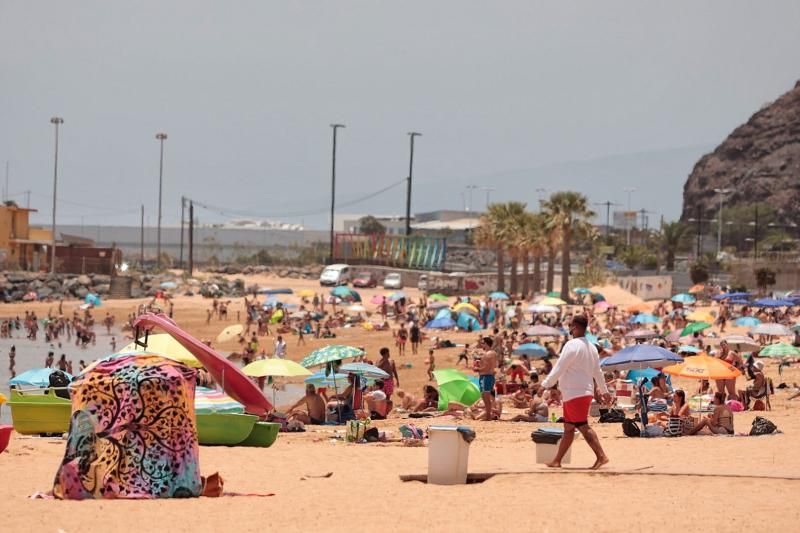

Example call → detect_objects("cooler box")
427 425 475 485
531 427 571 464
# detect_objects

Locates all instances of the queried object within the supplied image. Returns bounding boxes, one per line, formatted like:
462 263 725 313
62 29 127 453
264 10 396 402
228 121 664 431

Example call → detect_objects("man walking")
541 314 611 469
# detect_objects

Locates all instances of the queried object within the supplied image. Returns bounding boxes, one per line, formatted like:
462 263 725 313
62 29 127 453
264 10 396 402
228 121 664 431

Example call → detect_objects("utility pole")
695 205 702 258
714 188 732 257
405 132 421 238
594 201 619 238
50 117 64 274
155 132 167 269
753 204 759 262
465 185 479 211
482 186 495 209
179 196 186 270
140 204 145 267
623 187 636 246
188 200 194 276
329 124 345 263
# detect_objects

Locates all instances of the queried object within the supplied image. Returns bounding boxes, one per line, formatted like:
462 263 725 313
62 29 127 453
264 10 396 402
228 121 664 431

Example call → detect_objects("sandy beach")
1 273 799 532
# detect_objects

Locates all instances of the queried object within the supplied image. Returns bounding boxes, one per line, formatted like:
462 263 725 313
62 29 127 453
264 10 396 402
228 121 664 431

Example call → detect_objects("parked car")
319 264 351 286
352 271 378 288
383 272 403 289
417 274 428 291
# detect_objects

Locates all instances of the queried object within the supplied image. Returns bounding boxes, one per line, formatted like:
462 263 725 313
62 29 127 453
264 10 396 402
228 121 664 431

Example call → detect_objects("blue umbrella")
735 317 761 327
304 371 350 388
753 298 794 308
339 362 390 380
625 368 674 391
728 298 751 305
629 313 660 325
671 293 696 304
512 342 548 358
489 291 510 300
388 291 407 301
160 281 178 289
600 345 683 371
677 344 700 354
259 288 293 295
9 368 73 388
425 317 456 329
330 286 361 302
712 292 751 301
573 287 592 295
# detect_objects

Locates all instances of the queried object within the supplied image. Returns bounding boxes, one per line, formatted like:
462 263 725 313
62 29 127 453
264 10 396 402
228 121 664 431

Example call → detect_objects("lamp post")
465 185 479 211
714 188 732 257
49 117 64 274
155 133 168 269
405 132 421 237
329 124 345 263
623 187 636 246
482 186 495 209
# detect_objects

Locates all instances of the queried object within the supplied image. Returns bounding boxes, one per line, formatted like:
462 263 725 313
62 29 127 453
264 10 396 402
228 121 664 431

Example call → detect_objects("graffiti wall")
617 275 673 300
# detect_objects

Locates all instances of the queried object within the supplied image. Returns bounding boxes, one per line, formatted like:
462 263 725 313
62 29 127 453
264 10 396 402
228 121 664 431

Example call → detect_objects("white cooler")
532 428 572 464
427 426 474 485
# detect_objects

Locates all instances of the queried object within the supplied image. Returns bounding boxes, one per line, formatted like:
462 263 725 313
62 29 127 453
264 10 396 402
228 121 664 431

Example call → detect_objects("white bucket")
428 426 472 485
535 440 572 464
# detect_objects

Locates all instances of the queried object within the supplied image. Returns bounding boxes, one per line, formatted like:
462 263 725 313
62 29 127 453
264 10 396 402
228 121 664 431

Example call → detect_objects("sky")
1 1 799 230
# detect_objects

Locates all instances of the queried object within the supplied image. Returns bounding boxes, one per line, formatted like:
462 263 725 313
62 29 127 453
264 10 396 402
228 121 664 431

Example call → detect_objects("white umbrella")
528 304 560 314
751 323 792 336
525 325 565 337
347 304 367 313
719 335 761 351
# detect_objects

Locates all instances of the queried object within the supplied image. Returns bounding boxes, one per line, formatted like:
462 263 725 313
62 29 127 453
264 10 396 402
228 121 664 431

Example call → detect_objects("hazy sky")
2 1 799 229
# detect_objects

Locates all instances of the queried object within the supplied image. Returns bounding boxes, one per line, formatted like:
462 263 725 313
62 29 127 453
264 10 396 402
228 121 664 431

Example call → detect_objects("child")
426 349 435 381
457 344 470 366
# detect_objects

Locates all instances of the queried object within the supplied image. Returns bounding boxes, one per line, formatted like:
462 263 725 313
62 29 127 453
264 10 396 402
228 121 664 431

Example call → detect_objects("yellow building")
0 205 52 271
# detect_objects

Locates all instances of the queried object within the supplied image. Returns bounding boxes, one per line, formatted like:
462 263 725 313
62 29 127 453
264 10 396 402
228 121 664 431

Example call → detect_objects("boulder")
92 274 111 285
77 275 91 286
74 286 89 299
94 284 110 295
37 287 53 298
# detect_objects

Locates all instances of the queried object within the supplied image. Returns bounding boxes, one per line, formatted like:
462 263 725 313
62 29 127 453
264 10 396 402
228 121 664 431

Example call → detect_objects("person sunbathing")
510 389 549 422
466 397 504 420
657 389 691 433
394 389 416 411
413 385 440 412
688 392 734 435
509 383 532 408
288 384 327 425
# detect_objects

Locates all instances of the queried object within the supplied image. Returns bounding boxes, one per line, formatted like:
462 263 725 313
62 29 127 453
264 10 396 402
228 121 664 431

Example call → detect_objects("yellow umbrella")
453 302 479 315
627 302 651 313
298 289 316 298
686 310 714 323
539 296 567 306
216 324 244 343
242 358 312 378
663 354 741 380
119 334 203 368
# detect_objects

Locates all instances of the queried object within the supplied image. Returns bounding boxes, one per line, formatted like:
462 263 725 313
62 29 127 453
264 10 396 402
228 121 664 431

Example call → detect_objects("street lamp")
155 132 168 269
329 124 346 263
50 117 64 274
405 132 422 238
465 185 479 211
713 188 732 257
623 187 636 246
482 186 495 209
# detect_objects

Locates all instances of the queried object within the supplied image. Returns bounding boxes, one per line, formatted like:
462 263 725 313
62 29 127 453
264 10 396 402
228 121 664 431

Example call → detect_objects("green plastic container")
239 421 280 448
8 388 72 435
195 412 258 445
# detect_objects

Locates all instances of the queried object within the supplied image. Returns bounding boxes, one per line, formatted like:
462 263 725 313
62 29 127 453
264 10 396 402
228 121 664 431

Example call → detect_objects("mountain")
681 80 800 222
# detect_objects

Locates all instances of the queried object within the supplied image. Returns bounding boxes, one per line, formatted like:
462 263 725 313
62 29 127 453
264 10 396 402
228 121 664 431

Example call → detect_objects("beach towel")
52 354 202 500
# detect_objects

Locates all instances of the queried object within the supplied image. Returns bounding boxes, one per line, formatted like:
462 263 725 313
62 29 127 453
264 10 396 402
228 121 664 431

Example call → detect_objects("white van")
319 264 351 286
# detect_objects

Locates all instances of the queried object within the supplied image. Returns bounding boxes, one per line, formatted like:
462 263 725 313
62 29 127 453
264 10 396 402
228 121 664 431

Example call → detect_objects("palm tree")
474 202 523 292
515 212 548 297
542 192 595 301
660 221 688 271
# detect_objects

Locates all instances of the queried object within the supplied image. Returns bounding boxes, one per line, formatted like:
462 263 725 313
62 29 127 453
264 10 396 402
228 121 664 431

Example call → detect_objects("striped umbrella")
300 345 364 368
735 317 761 327
759 342 800 358
339 362 390 379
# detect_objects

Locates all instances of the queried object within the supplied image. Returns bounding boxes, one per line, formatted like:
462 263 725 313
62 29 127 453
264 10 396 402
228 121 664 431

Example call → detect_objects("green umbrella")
300 345 364 368
680 321 711 336
547 291 561 298
429 293 449 302
432 369 481 411
759 342 800 358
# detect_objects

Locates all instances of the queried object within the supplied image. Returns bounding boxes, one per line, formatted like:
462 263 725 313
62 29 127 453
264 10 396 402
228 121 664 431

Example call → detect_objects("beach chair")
750 377 774 411
614 379 636 410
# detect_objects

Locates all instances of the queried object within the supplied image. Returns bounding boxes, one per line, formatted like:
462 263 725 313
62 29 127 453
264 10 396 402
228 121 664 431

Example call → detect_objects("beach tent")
426 316 456 329
84 293 101 307
434 308 452 320
456 312 481 331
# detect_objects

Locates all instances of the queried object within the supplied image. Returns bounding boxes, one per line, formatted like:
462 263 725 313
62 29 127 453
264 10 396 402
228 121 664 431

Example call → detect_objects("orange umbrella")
627 303 651 313
662 354 741 380
688 284 705 294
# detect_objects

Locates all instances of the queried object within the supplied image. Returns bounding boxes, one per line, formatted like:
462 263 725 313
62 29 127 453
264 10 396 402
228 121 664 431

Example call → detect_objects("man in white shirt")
541 314 611 469
274 335 287 359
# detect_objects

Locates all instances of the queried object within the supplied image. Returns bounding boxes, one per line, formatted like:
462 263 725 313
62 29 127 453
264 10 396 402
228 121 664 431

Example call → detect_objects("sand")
1 275 799 532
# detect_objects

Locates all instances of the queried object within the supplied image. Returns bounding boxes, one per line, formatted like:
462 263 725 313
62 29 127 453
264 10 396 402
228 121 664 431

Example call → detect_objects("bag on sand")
622 418 641 438
346 419 369 442
749 416 777 436
599 408 625 423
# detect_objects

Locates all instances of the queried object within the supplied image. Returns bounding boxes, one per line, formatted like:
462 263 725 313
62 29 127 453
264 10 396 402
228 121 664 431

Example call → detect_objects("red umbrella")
132 313 272 416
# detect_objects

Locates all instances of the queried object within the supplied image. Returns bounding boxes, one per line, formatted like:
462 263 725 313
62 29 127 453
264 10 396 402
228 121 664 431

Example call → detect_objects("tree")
475 202 527 293
515 212 548 297
659 222 688 271
358 216 386 235
755 267 776 293
541 191 595 301
690 261 709 284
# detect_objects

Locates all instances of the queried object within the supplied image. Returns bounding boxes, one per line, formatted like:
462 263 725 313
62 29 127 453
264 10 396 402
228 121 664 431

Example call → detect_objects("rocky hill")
681 80 800 222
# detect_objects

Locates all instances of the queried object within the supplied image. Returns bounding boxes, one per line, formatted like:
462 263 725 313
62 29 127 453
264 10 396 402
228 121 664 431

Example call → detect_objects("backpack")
749 416 777 436
622 418 641 437
599 408 626 423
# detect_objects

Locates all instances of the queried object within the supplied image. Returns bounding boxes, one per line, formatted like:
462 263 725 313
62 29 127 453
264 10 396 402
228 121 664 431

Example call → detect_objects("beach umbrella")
528 304 560 314
195 387 245 414
425 316 456 329
525 325 564 337
270 308 285 324
330 286 361 301
600 344 683 371
370 295 385 305
759 342 800 358
453 302 479 315
680 322 711 336
304 371 350 388
120 334 203 368
735 317 761 327
433 369 481 410
593 301 612 312
160 281 178 290
512 343 548 358
9 368 74 388
289 311 307 319
686 311 714 323
216 324 244 343
259 287 293 295
242 358 311 378
300 345 364 368
297 289 316 298
539 296 567 306
752 298 794 308
677 344 701 354
629 313 660 325
489 291 510 300
712 292 751 301
625 328 660 340
428 301 449 310
546 291 561 298
573 287 591 295
592 292 606 302
388 291 407 301
671 293 696 304
347 304 367 313
751 323 792 336
688 284 705 294
339 362 390 380
719 335 761 351
626 303 651 313
663 355 741 380
429 293 449 302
